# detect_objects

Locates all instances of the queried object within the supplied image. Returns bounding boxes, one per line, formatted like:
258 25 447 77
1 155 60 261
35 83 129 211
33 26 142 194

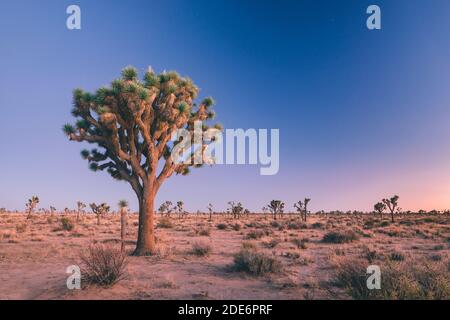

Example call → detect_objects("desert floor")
0 213 448 300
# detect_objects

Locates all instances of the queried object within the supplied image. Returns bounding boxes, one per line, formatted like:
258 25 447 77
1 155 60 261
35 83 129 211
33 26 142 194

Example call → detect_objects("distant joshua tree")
90 203 110 225
374 202 386 219
49 206 56 217
118 200 129 252
176 201 185 219
0 208 6 214
268 200 285 220
159 201 173 217
63 66 220 255
207 203 213 221
262 206 268 216
26 196 39 219
383 195 399 222
294 198 311 222
228 201 244 219
76 201 86 221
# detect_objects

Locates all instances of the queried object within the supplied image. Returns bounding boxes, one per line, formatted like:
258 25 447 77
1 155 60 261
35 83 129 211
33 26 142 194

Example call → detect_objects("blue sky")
1 0 449 212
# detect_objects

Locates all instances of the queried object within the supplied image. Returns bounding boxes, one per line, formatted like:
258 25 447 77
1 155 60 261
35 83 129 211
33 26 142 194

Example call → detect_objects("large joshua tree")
63 66 219 255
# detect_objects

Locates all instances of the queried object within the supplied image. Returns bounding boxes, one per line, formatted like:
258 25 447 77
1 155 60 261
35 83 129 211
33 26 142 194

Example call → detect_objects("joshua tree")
158 201 173 217
76 201 86 221
262 206 268 216
176 201 185 219
228 201 244 219
294 198 311 221
118 200 129 252
49 206 56 217
90 203 110 225
374 202 386 219
267 200 284 220
207 203 213 221
26 196 39 219
63 66 220 255
383 195 399 223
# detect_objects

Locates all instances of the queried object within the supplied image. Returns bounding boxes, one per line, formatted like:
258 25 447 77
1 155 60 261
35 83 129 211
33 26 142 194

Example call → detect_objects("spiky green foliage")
118 200 128 208
64 66 218 189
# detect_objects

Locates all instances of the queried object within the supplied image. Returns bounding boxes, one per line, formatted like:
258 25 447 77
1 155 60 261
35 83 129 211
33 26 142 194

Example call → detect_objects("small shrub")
157 217 173 228
263 239 280 248
245 230 265 240
286 221 307 230
389 251 405 261
231 223 241 231
333 258 449 300
311 222 324 229
198 228 211 236
232 249 282 276
241 241 256 250
292 238 308 249
80 244 128 287
190 241 212 256
322 231 359 244
60 217 74 231
216 223 227 230
16 223 27 233
379 221 390 227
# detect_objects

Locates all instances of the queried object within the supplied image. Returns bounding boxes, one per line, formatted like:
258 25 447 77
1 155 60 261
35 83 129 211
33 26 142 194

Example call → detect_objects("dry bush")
292 238 308 249
232 247 282 276
15 223 27 233
333 258 449 300
80 244 128 287
216 223 227 230
157 217 173 228
60 217 75 231
245 230 265 240
389 251 406 261
190 241 212 256
198 228 211 236
322 230 359 244
231 223 241 231
262 238 280 248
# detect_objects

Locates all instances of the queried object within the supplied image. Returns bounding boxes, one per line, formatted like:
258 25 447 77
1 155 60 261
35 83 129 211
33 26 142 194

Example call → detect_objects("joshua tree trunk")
390 211 394 223
97 214 100 225
133 188 156 256
120 208 127 252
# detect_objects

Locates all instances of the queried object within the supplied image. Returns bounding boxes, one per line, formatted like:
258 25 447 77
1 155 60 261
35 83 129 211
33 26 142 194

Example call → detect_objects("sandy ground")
0 212 448 300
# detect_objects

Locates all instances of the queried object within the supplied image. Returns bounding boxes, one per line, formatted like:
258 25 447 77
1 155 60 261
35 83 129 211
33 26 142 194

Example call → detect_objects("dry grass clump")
60 217 75 231
333 258 449 300
80 244 128 287
190 241 212 256
197 228 211 236
245 230 266 240
322 230 359 244
15 223 27 233
262 238 280 248
291 238 308 249
232 246 282 276
157 217 173 228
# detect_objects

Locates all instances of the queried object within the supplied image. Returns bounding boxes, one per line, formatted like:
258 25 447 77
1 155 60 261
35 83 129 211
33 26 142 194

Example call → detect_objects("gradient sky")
1 0 449 212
